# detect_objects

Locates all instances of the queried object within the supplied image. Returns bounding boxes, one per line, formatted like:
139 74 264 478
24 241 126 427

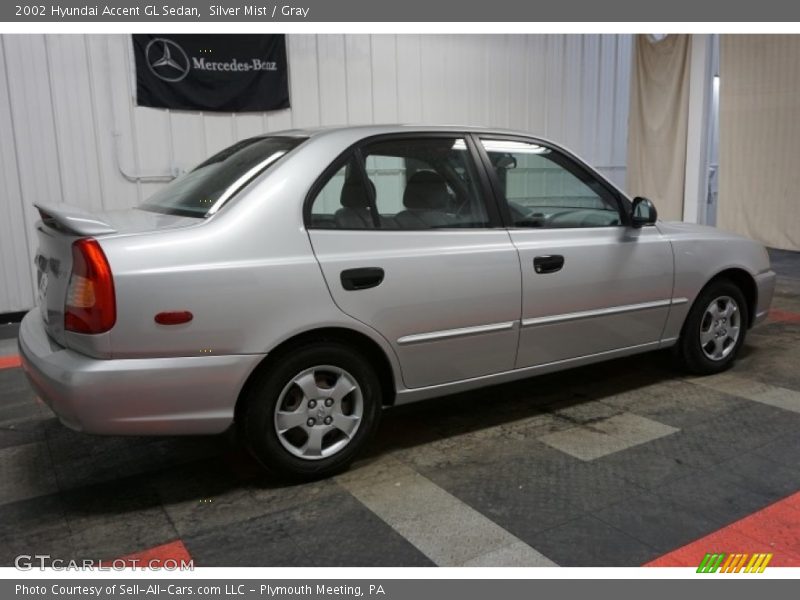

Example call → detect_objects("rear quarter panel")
95 135 402 378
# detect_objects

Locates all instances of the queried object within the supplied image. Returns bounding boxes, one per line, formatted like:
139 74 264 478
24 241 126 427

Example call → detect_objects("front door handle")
533 255 565 274
341 267 385 291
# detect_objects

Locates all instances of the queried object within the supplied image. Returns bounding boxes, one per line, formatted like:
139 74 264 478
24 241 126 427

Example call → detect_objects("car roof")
268 124 548 139
264 125 570 159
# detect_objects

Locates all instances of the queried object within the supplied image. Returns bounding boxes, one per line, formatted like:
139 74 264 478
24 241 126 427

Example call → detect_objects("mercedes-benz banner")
133 34 289 112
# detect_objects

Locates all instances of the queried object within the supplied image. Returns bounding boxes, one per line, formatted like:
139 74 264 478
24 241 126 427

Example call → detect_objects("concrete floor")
1 249 799 567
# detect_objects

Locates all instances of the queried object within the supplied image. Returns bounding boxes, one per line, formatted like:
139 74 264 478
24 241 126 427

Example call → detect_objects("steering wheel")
577 210 620 227
543 210 575 226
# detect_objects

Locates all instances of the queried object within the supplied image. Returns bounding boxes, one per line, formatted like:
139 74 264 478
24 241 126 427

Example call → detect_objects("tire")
242 342 382 479
677 279 749 375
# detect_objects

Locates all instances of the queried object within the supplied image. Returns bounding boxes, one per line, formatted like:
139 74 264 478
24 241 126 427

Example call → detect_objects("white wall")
0 34 632 313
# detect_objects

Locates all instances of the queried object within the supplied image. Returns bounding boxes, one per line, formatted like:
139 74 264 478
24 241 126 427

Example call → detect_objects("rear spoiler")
34 203 117 236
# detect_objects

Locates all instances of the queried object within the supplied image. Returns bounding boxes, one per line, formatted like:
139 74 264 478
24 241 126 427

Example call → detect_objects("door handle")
341 267 385 291
533 255 565 274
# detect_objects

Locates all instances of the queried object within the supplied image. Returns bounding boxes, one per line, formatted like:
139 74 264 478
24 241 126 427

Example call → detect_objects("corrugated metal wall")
0 34 632 314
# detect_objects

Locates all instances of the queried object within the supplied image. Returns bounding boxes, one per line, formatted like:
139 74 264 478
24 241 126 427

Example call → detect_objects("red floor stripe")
769 308 800 323
645 491 800 567
0 354 21 370
104 540 193 568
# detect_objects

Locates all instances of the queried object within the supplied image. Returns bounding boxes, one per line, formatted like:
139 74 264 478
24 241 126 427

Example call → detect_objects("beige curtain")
718 35 800 251
626 35 692 221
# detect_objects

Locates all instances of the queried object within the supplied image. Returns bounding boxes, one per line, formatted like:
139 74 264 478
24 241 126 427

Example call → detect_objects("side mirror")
630 196 658 228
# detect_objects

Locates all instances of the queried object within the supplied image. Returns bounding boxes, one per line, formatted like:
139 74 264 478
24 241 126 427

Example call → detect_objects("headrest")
340 178 374 209
403 171 449 211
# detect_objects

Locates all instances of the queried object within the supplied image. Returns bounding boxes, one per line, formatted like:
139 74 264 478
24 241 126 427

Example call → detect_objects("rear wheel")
677 280 748 375
242 343 382 479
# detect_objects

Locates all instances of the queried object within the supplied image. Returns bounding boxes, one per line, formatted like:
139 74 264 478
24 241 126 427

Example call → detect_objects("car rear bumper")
18 310 265 435
753 270 777 326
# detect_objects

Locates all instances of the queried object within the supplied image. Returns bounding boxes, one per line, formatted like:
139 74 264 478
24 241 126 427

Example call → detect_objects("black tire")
677 279 749 375
242 342 382 479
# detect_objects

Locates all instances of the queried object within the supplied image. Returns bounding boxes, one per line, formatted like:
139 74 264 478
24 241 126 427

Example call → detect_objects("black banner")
133 34 289 112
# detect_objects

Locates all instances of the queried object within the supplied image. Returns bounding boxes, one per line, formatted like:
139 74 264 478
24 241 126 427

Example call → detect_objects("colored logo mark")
697 552 773 573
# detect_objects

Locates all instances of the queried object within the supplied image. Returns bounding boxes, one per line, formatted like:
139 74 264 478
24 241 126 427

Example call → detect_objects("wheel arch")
703 267 758 328
234 326 398 428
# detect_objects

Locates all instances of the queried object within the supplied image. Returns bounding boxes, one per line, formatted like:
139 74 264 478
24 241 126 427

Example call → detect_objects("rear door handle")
533 255 565 274
341 267 385 291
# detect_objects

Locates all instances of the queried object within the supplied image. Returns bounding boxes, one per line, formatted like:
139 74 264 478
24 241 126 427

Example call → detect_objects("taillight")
64 238 116 334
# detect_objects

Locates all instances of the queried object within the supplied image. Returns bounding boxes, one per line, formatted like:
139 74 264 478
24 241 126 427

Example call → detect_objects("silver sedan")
18 126 776 478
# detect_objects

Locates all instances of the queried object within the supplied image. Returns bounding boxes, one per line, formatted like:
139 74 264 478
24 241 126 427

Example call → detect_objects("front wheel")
677 279 749 375
242 343 382 479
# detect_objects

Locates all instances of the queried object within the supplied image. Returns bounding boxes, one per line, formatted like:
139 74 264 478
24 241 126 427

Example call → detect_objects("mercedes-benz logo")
145 37 190 83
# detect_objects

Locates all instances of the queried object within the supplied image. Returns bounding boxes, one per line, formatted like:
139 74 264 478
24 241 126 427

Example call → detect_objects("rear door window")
308 137 493 230
309 155 374 229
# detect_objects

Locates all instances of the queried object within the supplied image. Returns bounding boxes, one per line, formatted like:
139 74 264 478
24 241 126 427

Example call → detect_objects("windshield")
139 136 307 217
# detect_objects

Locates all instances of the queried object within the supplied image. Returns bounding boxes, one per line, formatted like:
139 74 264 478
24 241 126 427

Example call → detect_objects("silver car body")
18 125 776 435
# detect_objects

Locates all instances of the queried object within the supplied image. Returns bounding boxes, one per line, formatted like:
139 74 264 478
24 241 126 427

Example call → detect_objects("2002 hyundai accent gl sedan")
19 125 776 478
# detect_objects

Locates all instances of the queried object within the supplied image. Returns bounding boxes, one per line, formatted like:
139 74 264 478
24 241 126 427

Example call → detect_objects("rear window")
140 136 307 217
